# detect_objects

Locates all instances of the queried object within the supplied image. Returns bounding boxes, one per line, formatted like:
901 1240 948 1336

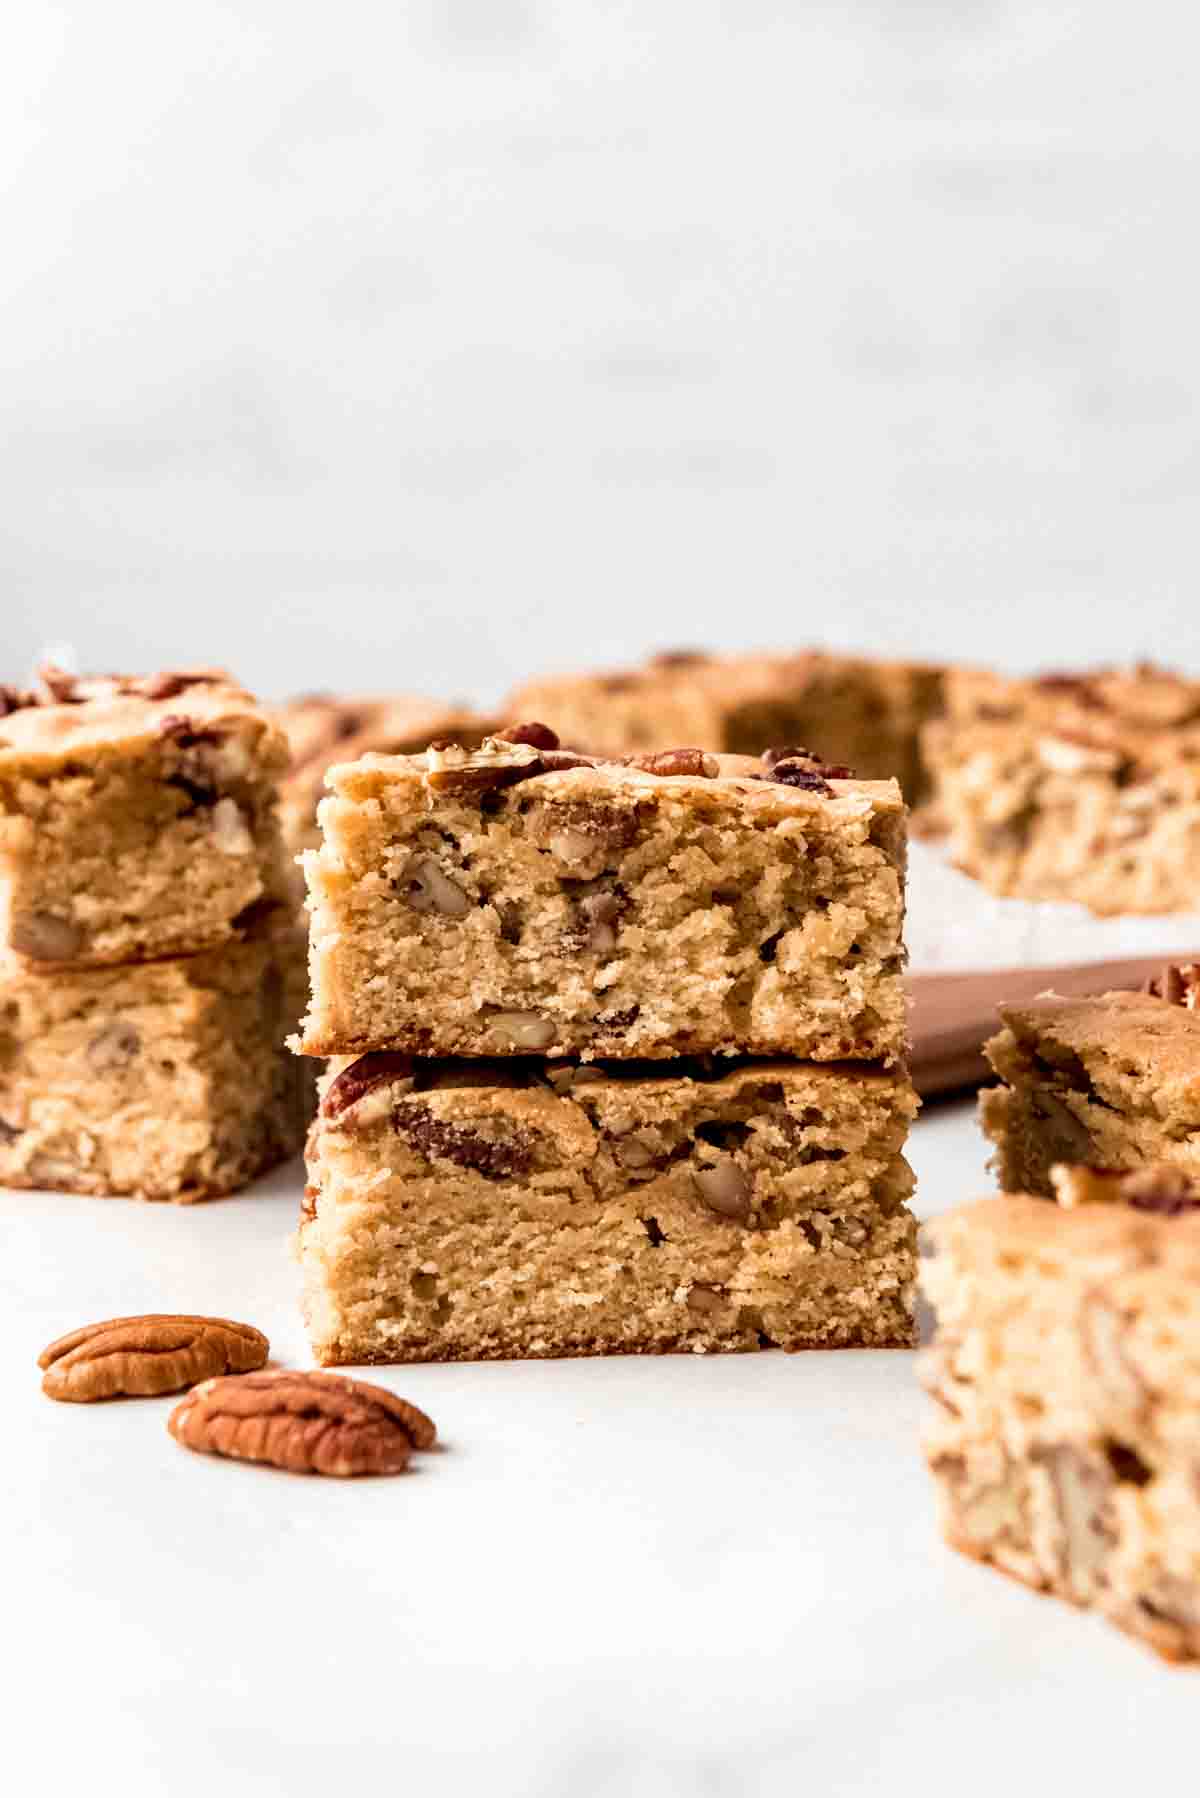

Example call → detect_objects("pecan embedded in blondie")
300 1053 918 1363
921 1196 1200 1661
0 668 291 966
298 733 908 1062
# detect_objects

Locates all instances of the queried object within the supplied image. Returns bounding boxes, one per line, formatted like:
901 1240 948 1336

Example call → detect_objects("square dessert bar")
299 733 908 1063
508 649 946 804
274 692 496 859
299 1052 919 1363
0 913 308 1200
0 667 291 967
920 1196 1200 1662
923 663 1200 913
980 975 1200 1198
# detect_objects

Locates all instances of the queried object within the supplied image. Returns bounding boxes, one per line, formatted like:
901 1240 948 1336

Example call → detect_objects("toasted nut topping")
494 721 560 750
490 1010 556 1050
167 1370 435 1476
692 1160 752 1220
10 910 85 962
398 854 470 917
623 748 718 778
209 796 254 854
39 1314 268 1403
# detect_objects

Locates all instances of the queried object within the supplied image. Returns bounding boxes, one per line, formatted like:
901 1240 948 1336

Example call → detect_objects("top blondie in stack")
296 725 918 1363
0 668 307 1199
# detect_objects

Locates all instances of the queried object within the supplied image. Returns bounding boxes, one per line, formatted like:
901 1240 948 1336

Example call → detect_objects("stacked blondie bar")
296 729 919 1362
0 669 308 1200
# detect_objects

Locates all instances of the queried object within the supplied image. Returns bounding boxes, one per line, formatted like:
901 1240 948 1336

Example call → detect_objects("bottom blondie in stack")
297 729 919 1360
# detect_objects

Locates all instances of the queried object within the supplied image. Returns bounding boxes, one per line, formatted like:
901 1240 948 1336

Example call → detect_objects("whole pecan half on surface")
39 1314 269 1403
167 1370 436 1476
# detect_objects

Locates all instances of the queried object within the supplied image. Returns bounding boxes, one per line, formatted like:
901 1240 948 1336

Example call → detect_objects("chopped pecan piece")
394 1105 534 1178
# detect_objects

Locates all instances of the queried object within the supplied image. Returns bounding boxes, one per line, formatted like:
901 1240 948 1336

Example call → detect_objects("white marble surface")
2 1103 1194 1798
5 3 1200 698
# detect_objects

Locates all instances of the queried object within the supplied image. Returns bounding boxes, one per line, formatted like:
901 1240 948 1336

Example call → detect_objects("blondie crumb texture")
980 990 1200 1198
299 1055 918 1363
508 648 945 803
0 669 291 966
299 738 907 1063
274 692 496 859
0 916 308 1199
920 1198 1200 1662
924 664 1200 914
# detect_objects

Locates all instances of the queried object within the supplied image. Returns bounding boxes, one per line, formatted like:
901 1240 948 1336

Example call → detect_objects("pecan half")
494 721 560 750
39 1314 268 1403
322 1052 415 1119
167 1370 436 1476
621 748 717 778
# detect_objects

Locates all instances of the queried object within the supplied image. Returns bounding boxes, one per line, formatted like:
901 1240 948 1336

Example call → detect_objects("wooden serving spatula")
908 954 1192 1099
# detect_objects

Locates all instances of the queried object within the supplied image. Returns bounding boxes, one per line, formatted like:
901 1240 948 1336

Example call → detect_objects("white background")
4 2 1200 701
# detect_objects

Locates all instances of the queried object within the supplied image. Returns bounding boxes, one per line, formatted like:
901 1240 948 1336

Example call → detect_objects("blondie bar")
920 1196 1200 1661
0 668 291 966
275 692 495 859
0 913 307 1199
298 732 908 1063
923 664 1200 913
508 649 946 804
299 1052 918 1362
980 979 1200 1197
